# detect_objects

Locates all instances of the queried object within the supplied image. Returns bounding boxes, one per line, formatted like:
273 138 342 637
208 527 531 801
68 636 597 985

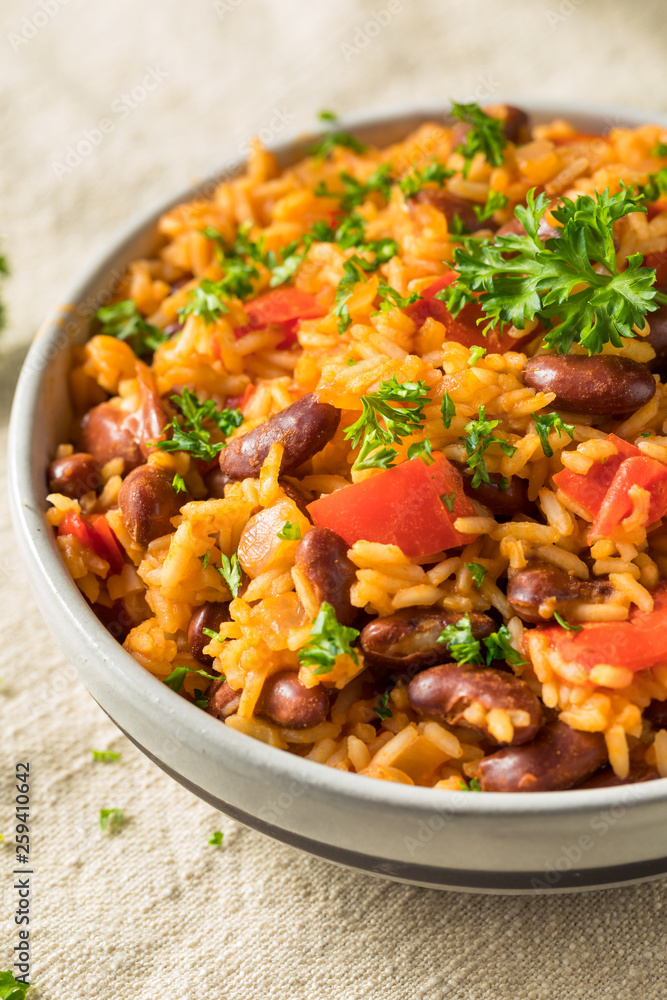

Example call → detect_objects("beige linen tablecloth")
2 1 667 995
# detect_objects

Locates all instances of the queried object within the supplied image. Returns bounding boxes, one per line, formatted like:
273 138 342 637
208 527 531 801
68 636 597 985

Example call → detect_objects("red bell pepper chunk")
307 453 477 558
234 288 325 348
405 273 531 353
59 511 125 576
591 456 667 537
644 251 667 288
552 434 641 519
540 582 667 675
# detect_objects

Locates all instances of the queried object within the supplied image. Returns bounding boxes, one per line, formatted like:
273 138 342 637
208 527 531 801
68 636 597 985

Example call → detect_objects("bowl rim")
10 97 667 823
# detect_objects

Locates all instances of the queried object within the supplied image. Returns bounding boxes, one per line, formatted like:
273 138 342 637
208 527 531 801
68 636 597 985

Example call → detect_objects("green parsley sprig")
315 164 394 212
344 374 432 471
99 808 124 834
156 387 243 462
437 615 527 667
163 664 219 694
0 970 30 1000
375 689 393 721
298 602 360 675
533 412 575 458
91 750 120 762
374 284 421 313
96 300 169 358
399 161 453 198
462 405 516 490
216 552 242 598
450 102 507 177
473 189 509 222
277 521 302 541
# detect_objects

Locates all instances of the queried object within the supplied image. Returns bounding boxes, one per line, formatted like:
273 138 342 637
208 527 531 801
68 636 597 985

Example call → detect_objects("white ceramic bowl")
10 101 667 894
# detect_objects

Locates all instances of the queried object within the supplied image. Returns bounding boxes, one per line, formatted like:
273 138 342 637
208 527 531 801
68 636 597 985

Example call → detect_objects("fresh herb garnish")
318 110 338 124
440 392 456 429
438 615 526 667
200 550 211 570
473 189 509 222
216 552 242 598
178 280 228 324
99 808 123 833
316 164 394 212
462 405 516 489
444 186 667 355
344 374 431 470
156 387 243 461
459 777 482 791
333 255 381 333
91 750 120 762
533 412 575 458
441 491 457 513
652 142 667 158
451 102 507 177
466 563 487 588
172 473 187 493
202 627 221 641
375 690 393 721
553 611 583 632
399 161 453 198
0 970 30 1000
163 665 219 694
448 213 471 236
277 521 302 541
636 167 667 204
208 831 224 846
484 624 527 667
374 284 421 312
309 130 367 160
298 602 360 675
96 300 168 358
468 345 486 366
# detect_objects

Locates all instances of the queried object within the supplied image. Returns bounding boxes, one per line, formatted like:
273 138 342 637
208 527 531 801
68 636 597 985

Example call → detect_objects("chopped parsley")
448 213 472 236
333 255 381 333
344 374 431 471
636 167 667 204
473 189 509 222
399 161 453 198
156 387 243 461
179 280 229 324
450 102 507 177
468 345 486 367
200 550 211 570
277 521 302 541
96 300 169 358
533 412 575 458
459 777 482 791
172 473 187 493
375 690 393 721
484 624 527 667
0 971 30 999
208 830 224 846
441 491 457 513
438 615 526 667
466 563 487 588
99 808 123 834
652 142 667 157
308 130 367 160
298 602 360 675
440 392 456 430
553 611 583 632
91 750 120 762
316 163 394 212
202 627 220 643
374 284 421 313
216 552 242 598
318 110 338 124
163 665 219 694
443 186 667 355
462 405 516 489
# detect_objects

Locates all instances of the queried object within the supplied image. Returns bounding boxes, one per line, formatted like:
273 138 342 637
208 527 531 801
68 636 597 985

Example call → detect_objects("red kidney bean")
647 303 667 360
454 462 535 519
188 602 232 665
47 452 101 499
507 561 613 624
204 467 231 499
477 722 607 791
280 480 313 522
220 393 340 480
576 760 659 788
360 608 496 675
644 699 667 730
411 189 495 232
408 663 541 745
123 362 169 456
118 464 184 546
205 678 241 720
94 598 135 643
79 402 144 471
257 670 330 729
523 355 656 415
294 526 358 626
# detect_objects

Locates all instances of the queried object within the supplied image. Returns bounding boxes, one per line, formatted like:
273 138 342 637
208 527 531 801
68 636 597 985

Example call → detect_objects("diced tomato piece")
644 251 667 288
552 434 641 519
591 456 667 537
540 582 667 675
59 511 124 576
234 289 325 348
307 453 477 558
405 273 531 353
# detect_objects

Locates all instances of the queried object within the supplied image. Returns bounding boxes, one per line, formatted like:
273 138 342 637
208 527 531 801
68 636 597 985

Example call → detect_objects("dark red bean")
220 393 340 480
94 599 135 643
411 188 495 232
647 303 667 361
477 722 607 791
257 670 330 729
494 104 530 143
79 402 143 472
118 464 184 546
123 363 169 456
408 663 542 745
523 355 656 415
279 480 313 522
507 561 613 624
47 452 101 499
294 526 358 626
455 462 534 519
204 467 231 499
644 699 667 730
360 608 495 675
576 760 659 789
205 678 241 720
188 602 231 665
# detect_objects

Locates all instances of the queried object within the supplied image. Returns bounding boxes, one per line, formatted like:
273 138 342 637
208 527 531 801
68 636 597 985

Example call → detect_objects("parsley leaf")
448 213 472 236
451 102 507 177
637 167 667 203
163 665 219 694
375 689 393 721
216 553 242 598
553 611 583 632
484 624 527 667
399 161 453 198
466 563 487 588
441 491 456 512
533 412 575 458
333 254 380 333
444 186 667 355
441 392 456 429
374 284 421 312
99 808 123 833
179 280 229 324
96 300 168 358
91 750 120 762
473 189 509 222
468 345 486 366
318 110 338 124
308 129 367 159
298 602 360 675
344 374 431 471
459 777 482 791
172 473 187 493
316 164 394 212
462 405 516 489
277 521 302 541
0 971 30 1000
208 830 224 846
200 550 211 570
437 614 482 664
156 387 243 461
